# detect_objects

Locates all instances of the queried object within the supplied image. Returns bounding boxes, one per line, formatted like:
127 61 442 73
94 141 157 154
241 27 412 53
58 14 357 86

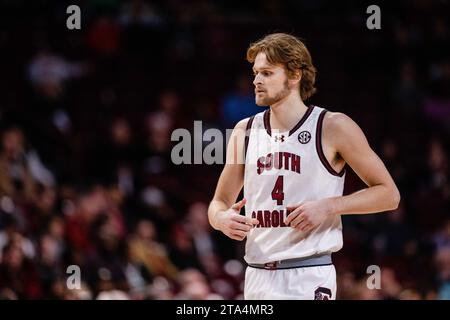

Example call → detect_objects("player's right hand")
216 198 259 241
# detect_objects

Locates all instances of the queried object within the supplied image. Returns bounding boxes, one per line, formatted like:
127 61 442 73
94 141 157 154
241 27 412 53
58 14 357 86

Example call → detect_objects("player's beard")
256 79 290 106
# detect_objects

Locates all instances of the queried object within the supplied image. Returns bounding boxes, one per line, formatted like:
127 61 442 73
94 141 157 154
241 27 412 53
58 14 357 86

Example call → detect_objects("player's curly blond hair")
246 33 317 101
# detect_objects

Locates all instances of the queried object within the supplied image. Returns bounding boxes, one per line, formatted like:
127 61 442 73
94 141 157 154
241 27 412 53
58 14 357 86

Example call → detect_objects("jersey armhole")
315 110 346 177
244 115 255 160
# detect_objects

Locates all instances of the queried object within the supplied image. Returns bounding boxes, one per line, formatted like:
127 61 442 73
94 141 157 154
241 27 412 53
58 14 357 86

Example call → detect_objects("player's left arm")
286 112 400 231
325 112 400 214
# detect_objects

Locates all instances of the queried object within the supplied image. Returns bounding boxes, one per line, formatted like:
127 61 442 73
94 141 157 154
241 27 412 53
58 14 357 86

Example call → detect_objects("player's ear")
288 70 301 87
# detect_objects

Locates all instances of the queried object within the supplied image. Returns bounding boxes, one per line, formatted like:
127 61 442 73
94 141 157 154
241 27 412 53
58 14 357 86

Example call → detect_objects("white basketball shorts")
244 264 336 300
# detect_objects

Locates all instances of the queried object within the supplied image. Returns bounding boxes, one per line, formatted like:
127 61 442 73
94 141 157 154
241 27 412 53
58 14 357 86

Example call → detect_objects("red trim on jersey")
263 109 271 136
244 115 255 158
263 106 315 137
288 105 315 136
315 110 346 177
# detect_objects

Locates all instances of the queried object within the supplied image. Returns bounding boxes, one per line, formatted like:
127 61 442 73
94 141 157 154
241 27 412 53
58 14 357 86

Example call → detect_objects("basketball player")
207 33 400 300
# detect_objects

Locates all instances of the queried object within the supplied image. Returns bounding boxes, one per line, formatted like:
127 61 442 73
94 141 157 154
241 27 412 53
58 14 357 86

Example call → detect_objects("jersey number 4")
271 176 284 205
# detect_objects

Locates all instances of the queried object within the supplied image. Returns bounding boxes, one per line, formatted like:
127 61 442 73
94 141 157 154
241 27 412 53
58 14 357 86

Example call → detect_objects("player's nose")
253 75 262 86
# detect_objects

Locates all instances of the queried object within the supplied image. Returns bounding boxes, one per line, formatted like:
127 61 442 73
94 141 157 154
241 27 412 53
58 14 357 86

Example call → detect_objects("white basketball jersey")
243 105 345 264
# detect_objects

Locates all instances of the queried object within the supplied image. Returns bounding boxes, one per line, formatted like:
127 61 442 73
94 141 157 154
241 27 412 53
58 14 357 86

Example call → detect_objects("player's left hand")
285 199 335 232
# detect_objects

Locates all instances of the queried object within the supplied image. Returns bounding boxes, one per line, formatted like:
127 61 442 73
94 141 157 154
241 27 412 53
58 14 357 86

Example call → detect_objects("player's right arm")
208 118 259 241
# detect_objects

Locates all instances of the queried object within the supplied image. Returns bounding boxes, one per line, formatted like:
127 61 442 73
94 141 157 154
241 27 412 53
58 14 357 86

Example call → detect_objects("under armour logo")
274 135 285 142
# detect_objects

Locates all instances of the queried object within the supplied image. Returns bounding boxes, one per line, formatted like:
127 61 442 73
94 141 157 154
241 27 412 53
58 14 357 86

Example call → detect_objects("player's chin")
255 98 268 107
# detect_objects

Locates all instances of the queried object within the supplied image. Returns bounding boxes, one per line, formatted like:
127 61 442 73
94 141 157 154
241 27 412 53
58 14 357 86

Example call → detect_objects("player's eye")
253 71 271 77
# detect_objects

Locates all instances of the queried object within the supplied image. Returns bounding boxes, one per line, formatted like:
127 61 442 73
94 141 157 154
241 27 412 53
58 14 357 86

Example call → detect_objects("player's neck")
269 94 308 133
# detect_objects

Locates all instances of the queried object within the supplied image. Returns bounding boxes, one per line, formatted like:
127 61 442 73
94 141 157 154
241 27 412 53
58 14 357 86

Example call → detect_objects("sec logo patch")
298 131 311 144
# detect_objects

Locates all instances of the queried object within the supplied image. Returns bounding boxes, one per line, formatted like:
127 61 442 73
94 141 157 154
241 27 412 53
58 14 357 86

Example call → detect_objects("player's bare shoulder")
235 117 251 130
323 112 355 133
226 117 252 165
322 111 369 155
231 117 252 144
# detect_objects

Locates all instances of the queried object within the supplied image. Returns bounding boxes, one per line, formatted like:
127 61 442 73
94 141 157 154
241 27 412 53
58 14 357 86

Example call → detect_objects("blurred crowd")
0 0 449 299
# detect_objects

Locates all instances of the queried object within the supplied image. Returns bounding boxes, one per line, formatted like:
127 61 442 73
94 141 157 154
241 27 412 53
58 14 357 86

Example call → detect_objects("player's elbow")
387 186 401 211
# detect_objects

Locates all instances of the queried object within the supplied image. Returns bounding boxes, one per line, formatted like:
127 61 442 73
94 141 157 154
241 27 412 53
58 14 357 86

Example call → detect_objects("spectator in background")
185 202 216 260
413 137 449 233
138 101 181 231
96 117 137 197
0 126 55 202
183 200 235 287
27 48 86 183
65 186 104 253
183 201 239 297
0 215 35 262
36 233 65 297
28 48 85 137
127 219 178 281
25 185 58 236
168 223 203 272
83 211 128 297
0 242 41 299
174 268 222 300
28 48 85 102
